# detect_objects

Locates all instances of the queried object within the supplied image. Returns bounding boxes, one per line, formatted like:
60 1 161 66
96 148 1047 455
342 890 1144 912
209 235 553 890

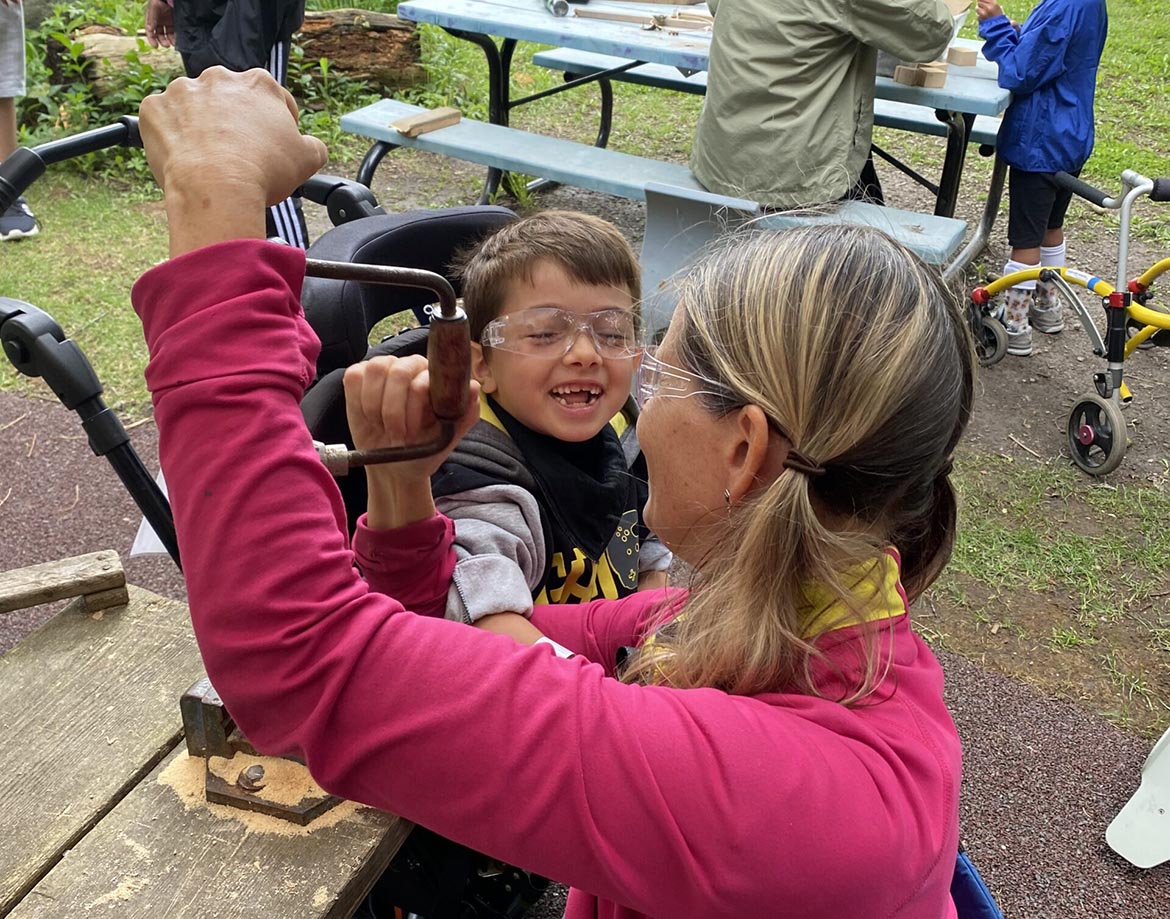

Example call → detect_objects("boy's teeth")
552 384 601 406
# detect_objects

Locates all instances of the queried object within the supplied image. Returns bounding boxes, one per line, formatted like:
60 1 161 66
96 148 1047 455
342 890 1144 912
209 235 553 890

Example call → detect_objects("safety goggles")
480 307 639 359
634 350 827 477
633 349 734 410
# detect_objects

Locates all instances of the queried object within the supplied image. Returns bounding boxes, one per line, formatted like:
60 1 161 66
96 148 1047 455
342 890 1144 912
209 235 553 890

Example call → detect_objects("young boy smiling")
348 210 670 631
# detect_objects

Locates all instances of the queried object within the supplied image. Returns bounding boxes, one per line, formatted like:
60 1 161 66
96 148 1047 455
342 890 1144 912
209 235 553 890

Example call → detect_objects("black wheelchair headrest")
302 205 516 379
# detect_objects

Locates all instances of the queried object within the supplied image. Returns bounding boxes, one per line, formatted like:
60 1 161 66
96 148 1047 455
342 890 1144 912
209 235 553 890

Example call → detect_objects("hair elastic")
783 449 826 477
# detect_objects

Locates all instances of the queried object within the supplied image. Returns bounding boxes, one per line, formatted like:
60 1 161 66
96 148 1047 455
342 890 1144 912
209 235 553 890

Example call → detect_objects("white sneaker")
1006 322 1033 357
0 197 39 240
1029 302 1064 334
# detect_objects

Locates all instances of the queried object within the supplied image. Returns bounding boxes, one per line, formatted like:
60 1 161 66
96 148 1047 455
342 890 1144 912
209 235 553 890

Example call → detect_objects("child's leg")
0 2 25 161
1001 169 1062 356
0 7 38 241
0 96 16 161
1030 174 1077 333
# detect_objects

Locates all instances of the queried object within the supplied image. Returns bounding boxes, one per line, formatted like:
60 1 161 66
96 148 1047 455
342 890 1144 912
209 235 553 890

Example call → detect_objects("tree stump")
297 9 424 90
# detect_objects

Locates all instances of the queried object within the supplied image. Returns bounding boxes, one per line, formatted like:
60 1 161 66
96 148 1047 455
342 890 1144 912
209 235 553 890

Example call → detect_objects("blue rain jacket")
979 0 1108 173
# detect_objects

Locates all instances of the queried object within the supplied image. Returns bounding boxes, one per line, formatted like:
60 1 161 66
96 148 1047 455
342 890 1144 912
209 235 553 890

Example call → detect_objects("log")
45 26 184 98
45 11 423 99
296 9 424 90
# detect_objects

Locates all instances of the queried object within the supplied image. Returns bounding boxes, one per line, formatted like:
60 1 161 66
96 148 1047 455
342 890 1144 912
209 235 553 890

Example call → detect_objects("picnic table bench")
342 97 968 334
0 553 409 919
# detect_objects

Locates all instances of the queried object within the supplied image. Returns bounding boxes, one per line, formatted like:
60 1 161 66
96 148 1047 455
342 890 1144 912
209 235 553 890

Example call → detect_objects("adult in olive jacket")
691 0 954 209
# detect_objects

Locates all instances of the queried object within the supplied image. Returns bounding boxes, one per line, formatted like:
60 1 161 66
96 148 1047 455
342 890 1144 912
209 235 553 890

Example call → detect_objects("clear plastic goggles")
480 307 639 359
634 349 733 409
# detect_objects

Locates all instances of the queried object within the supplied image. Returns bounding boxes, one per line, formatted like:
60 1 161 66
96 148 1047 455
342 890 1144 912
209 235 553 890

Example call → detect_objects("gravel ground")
4 167 1170 916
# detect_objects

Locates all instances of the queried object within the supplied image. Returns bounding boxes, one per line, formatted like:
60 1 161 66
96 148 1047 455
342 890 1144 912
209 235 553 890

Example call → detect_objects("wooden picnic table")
0 559 409 919
396 0 1011 219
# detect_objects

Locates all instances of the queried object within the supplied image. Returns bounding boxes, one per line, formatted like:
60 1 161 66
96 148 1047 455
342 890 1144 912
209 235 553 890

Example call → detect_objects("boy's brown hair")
452 210 642 342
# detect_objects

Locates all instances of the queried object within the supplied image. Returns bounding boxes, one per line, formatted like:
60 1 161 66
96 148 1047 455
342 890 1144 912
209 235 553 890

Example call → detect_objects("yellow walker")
970 169 1170 475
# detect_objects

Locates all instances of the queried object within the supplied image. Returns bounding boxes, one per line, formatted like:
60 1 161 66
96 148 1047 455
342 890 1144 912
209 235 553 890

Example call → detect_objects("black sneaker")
0 197 38 240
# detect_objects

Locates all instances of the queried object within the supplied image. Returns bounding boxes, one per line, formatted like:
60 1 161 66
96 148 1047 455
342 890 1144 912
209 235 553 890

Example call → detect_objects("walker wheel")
974 316 1008 367
1067 394 1128 475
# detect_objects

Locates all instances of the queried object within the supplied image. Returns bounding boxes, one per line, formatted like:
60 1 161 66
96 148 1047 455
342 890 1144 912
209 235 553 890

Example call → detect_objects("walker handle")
1150 178 1170 203
1054 171 1111 208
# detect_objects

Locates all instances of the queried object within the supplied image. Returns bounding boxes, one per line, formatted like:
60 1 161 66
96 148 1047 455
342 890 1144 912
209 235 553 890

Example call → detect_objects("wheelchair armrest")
299 174 386 226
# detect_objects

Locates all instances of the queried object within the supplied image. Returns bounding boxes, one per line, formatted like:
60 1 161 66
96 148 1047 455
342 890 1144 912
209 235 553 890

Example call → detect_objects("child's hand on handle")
345 355 481 529
977 0 1004 21
138 67 328 257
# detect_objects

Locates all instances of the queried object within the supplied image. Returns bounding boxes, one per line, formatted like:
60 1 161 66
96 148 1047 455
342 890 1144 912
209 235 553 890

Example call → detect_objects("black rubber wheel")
1067 394 1127 475
974 315 1008 367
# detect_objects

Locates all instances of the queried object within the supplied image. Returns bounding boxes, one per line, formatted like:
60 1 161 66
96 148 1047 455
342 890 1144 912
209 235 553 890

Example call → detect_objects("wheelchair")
1 118 1003 919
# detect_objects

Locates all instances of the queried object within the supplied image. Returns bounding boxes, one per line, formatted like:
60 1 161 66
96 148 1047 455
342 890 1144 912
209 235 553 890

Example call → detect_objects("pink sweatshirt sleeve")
131 243 960 918
352 512 456 619
356 509 674 669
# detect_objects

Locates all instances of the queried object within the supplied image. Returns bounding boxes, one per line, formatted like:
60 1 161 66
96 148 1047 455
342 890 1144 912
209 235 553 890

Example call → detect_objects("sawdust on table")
157 750 365 836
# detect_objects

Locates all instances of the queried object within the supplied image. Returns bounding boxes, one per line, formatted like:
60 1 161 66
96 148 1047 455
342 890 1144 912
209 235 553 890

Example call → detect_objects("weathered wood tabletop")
0 582 409 919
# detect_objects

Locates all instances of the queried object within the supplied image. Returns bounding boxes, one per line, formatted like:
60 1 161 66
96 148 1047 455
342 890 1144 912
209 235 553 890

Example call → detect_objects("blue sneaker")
0 197 38 240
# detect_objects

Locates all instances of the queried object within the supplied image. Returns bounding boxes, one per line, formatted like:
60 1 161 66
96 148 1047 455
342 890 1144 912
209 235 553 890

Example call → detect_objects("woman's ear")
726 405 788 504
470 342 497 394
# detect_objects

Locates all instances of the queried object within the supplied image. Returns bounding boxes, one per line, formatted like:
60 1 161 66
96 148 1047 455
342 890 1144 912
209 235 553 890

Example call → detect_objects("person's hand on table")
345 355 481 529
977 0 1005 20
138 67 327 256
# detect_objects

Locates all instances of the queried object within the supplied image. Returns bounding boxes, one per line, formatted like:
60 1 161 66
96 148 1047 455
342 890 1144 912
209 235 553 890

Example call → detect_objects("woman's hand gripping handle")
138 66 328 257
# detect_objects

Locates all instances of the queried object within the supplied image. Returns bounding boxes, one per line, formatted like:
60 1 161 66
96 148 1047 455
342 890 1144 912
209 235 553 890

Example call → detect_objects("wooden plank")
0 586 207 915
6 746 410 919
572 7 651 24
391 105 461 137
0 550 124 615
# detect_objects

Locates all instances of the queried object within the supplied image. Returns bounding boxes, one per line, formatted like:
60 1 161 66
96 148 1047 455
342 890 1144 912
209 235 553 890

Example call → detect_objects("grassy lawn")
1 0 1167 738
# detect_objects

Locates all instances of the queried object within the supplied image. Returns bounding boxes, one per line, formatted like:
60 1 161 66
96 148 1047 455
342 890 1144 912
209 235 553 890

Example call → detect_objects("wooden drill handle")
426 310 471 422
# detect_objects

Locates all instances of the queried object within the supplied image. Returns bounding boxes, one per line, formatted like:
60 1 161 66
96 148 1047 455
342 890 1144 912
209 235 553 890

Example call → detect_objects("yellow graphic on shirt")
535 509 641 605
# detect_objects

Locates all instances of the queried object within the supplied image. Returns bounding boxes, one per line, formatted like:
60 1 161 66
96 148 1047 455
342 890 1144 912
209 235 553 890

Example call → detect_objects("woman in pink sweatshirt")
133 68 975 918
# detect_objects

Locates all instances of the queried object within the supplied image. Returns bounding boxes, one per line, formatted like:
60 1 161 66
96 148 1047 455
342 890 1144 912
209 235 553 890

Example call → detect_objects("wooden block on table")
917 67 948 88
390 106 461 138
894 65 920 86
920 61 949 81
82 585 130 615
947 46 979 66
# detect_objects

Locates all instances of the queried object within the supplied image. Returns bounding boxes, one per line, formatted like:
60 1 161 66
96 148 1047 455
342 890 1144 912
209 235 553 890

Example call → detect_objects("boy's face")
472 259 638 442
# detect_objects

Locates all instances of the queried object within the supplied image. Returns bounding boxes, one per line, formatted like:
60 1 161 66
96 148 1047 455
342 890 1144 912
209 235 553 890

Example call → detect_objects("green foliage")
285 46 382 152
17 5 173 180
306 0 401 11
398 25 490 120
